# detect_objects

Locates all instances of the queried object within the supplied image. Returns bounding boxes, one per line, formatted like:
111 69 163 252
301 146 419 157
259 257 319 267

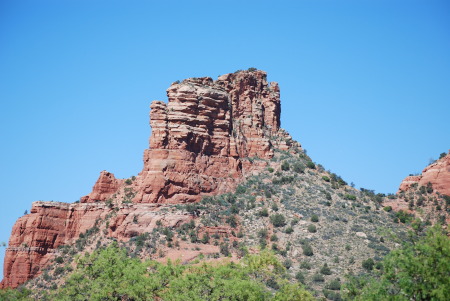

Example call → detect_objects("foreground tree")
344 225 450 300
47 244 314 301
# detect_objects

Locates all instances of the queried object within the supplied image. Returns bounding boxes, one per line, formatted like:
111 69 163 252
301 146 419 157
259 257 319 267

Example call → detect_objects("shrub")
201 232 210 244
226 215 238 228
247 67 257 72
281 161 290 171
307 224 317 233
271 203 279 211
312 273 324 282
383 206 392 212
267 167 274 173
344 194 357 201
295 271 305 283
54 267 65 276
270 214 286 227
285 227 294 234
236 185 246 194
362 258 375 271
258 208 269 217
220 243 230 256
322 176 330 182
320 263 332 275
125 179 132 185
283 259 293 269
306 161 316 169
55 256 64 264
300 261 311 270
326 279 341 290
291 217 300 226
303 243 314 256
270 234 278 242
311 214 319 222
258 228 268 239
293 163 305 173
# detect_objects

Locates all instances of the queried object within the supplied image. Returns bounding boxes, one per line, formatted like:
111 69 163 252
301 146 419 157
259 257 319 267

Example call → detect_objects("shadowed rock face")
1 70 298 288
399 152 450 196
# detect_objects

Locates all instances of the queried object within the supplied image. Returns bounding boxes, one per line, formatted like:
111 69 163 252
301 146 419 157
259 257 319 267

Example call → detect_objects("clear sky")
1 0 449 279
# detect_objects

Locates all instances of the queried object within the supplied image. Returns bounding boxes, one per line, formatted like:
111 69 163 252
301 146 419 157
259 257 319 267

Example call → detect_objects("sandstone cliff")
1 70 299 288
398 151 450 196
383 151 450 224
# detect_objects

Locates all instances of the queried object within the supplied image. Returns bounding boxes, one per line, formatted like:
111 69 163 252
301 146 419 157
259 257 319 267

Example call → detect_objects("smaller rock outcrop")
398 151 450 196
81 171 121 203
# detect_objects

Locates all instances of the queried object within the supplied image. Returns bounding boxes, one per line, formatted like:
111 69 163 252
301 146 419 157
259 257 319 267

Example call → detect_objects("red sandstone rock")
1 70 300 288
398 151 450 196
81 171 121 203
0 201 191 288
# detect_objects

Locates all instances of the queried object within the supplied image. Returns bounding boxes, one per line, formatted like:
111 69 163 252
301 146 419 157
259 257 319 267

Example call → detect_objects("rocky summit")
1 70 297 288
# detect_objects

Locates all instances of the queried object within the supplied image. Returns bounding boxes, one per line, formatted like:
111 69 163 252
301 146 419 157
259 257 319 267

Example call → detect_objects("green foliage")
322 176 330 182
259 208 269 217
302 243 314 256
247 67 257 72
345 225 450 300
295 271 305 283
326 279 341 290
292 163 305 173
236 185 247 194
394 210 413 224
383 206 392 212
284 227 294 234
0 287 32 300
306 161 315 169
300 261 311 270
344 194 357 201
267 167 274 173
270 214 286 227
361 258 374 271
125 178 132 185
312 273 324 282
439 152 447 159
307 224 317 233
310 214 319 223
320 263 332 275
281 161 290 171
46 243 314 300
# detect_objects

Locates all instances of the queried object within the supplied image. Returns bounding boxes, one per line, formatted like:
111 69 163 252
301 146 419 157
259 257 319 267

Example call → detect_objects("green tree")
270 214 286 227
345 225 450 300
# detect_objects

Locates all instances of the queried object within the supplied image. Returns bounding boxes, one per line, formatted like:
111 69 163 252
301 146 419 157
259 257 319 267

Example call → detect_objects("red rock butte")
1 70 299 288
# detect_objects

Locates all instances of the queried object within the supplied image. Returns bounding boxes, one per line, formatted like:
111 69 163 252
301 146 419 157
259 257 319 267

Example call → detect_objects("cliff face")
82 70 290 204
383 152 450 224
1 202 191 288
1 70 299 288
398 152 450 196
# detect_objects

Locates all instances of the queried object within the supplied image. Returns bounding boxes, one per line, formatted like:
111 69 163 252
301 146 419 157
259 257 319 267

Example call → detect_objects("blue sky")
1 0 449 278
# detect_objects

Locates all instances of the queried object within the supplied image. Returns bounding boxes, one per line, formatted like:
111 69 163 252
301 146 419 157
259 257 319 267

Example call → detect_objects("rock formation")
1 70 299 288
383 151 450 224
398 151 450 196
